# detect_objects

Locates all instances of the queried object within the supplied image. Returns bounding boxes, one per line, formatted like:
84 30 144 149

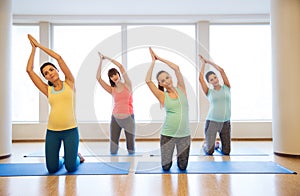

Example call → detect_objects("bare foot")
78 153 85 163
215 141 220 150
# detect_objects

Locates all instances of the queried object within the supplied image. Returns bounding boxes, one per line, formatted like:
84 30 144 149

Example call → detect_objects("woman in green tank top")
145 47 191 171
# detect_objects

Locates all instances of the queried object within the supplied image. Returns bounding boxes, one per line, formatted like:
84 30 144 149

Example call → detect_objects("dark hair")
156 70 168 92
108 68 121 87
205 71 216 83
40 62 58 86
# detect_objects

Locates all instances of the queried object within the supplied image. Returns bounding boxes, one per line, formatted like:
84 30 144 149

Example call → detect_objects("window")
127 25 197 122
12 23 271 123
209 24 272 120
12 25 39 122
52 25 122 122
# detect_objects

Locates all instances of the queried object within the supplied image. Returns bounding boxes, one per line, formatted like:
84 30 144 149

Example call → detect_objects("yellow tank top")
47 82 77 131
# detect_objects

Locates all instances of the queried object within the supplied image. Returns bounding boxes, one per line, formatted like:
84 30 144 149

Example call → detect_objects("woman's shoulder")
111 86 116 92
176 87 183 93
64 80 75 89
176 86 187 94
120 83 133 94
223 84 230 90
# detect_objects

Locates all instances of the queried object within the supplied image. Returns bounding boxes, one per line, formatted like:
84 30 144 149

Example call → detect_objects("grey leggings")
203 120 231 155
110 114 135 154
160 135 191 171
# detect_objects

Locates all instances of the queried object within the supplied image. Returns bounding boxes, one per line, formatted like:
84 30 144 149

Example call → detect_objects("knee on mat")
110 146 119 154
110 143 119 154
205 149 214 155
128 149 135 154
222 149 231 155
177 162 188 171
46 161 62 174
203 145 214 155
65 164 78 173
110 150 118 154
162 162 172 171
47 168 59 174
47 166 60 174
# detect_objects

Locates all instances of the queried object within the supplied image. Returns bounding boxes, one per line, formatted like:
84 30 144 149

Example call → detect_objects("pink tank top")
111 86 133 115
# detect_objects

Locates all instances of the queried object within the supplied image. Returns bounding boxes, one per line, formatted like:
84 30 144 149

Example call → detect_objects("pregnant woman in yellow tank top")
26 34 84 173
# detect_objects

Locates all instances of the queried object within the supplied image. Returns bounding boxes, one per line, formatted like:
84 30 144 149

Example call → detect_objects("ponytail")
156 70 168 92
158 84 164 92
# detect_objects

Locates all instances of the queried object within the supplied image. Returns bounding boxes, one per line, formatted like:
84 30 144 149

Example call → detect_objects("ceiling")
12 0 271 23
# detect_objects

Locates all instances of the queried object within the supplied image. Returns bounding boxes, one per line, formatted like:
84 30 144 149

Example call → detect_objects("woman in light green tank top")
146 47 191 171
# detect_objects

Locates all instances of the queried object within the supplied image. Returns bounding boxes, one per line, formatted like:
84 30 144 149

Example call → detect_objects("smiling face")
108 68 121 87
207 73 220 87
41 64 59 83
157 71 173 89
110 73 120 84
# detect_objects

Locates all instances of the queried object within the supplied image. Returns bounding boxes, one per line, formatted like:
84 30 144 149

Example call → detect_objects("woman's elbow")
219 67 225 73
26 68 33 74
96 77 102 83
174 66 180 72
56 55 64 62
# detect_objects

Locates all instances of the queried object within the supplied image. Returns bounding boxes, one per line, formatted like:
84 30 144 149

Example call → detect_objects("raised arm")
26 35 48 96
206 58 231 88
96 52 112 94
198 55 209 95
28 34 75 88
145 47 165 105
103 54 132 92
152 48 186 95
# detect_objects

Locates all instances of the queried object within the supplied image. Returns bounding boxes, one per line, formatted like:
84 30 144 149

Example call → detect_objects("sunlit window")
127 25 197 122
209 24 272 120
12 23 272 123
12 25 39 122
52 25 122 122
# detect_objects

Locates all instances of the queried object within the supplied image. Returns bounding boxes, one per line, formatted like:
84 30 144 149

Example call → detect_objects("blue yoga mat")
24 152 144 158
135 161 296 174
148 149 269 156
0 162 131 177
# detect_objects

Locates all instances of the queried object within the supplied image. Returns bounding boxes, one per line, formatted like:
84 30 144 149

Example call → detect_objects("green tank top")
207 84 231 122
161 87 190 137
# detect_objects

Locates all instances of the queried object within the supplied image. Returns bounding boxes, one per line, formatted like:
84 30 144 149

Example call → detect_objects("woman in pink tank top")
96 52 135 154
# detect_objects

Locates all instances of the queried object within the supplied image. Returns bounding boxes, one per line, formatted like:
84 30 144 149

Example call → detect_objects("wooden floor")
0 141 299 196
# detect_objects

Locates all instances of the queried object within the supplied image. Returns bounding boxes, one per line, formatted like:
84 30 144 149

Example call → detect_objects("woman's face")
110 73 120 84
208 74 219 86
158 72 173 89
42 65 59 82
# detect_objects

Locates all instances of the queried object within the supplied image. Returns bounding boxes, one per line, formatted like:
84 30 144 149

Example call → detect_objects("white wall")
12 122 272 141
12 0 270 24
12 0 270 16
11 1 272 141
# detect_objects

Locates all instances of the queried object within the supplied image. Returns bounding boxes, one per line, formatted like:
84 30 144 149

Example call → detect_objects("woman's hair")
40 62 58 86
108 68 121 87
205 71 216 83
156 70 168 92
